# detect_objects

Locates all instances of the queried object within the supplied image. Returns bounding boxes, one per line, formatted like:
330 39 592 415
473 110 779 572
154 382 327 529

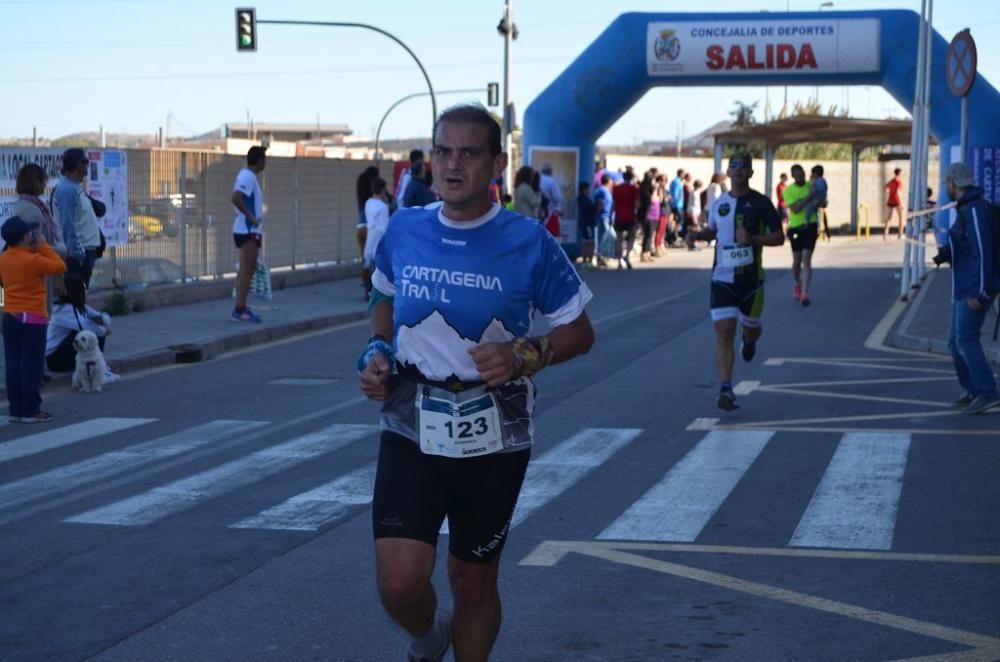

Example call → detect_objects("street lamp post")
497 1 518 193
374 89 482 164
256 19 438 137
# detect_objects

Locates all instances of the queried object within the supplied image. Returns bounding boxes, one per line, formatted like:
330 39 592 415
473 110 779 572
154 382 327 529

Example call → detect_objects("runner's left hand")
469 342 517 387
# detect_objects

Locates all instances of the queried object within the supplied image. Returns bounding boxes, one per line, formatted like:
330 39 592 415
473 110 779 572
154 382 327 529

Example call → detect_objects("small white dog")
72 331 108 393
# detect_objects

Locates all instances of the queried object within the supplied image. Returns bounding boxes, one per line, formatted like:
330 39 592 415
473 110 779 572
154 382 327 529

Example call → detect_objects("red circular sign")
946 30 977 97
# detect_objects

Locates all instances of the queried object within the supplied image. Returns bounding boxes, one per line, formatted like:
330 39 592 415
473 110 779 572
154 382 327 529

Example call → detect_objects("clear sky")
0 0 996 145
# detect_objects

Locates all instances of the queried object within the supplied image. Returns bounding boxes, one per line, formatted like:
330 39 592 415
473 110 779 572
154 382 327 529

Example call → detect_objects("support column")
713 142 724 175
850 145 860 234
764 145 774 203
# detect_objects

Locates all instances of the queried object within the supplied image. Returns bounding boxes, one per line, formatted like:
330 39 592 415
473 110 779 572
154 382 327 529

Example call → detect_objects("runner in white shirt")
230 146 266 323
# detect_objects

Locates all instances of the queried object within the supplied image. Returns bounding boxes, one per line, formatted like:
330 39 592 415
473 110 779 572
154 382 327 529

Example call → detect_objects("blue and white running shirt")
371 202 592 383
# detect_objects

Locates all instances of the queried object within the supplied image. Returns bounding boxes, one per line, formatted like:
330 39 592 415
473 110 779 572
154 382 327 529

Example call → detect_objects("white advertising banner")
648 19 880 77
85 149 129 247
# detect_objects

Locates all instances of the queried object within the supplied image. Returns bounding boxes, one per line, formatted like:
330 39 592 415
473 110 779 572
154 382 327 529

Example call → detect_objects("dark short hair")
579 181 590 192
247 145 266 166
894 168 902 175
61 148 88 173
600 174 611 185
409 149 424 163
791 164 805 175
16 163 47 195
372 177 387 196
433 104 502 157
811 165 824 176
676 168 684 177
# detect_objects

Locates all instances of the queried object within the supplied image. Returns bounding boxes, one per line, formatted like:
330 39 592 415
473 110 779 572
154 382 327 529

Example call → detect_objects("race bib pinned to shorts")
416 385 504 458
720 243 753 268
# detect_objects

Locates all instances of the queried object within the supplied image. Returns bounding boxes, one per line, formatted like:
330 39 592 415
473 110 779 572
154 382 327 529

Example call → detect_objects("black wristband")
368 334 387 344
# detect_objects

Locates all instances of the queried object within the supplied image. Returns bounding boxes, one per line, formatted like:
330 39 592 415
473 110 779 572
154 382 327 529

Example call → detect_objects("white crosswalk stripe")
0 420 267 515
0 416 927 553
511 428 643 528
790 432 911 550
0 418 157 464
439 427 643 536
230 462 377 531
65 423 377 527
598 430 775 542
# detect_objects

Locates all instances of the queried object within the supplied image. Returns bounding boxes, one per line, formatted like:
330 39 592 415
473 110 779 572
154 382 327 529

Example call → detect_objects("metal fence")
91 148 370 291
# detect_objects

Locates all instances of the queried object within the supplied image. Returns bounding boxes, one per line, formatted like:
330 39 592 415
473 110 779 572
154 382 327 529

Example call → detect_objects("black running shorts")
372 431 530 563
787 224 818 252
233 232 262 249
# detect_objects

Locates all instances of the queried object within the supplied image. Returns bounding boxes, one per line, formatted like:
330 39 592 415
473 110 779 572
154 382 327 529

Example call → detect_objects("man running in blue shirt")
359 104 595 661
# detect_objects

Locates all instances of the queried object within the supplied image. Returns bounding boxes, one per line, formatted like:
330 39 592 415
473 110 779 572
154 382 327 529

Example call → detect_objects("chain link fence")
91 148 370 291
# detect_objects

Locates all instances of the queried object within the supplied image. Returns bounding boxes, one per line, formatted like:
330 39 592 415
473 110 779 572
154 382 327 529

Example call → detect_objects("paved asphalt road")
1 243 998 662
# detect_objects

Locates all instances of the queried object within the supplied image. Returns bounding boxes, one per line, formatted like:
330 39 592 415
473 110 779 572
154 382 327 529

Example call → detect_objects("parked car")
128 196 210 238
89 256 194 291
128 213 164 241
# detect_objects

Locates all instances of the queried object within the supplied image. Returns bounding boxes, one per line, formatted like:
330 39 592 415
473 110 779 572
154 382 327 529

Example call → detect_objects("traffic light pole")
374 89 481 165
256 19 437 136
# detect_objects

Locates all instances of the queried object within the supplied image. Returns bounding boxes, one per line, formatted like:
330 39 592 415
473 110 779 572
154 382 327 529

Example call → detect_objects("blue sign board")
969 146 1000 204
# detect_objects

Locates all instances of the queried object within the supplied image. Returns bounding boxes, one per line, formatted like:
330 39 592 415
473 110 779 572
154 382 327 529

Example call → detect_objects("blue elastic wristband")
357 339 395 374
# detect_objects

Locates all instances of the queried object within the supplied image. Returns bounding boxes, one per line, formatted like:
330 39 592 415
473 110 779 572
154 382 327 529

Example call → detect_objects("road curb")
889 272 1000 364
3 310 369 399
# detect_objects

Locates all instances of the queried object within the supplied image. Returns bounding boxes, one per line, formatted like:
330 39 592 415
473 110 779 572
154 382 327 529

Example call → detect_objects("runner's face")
432 121 506 219
727 166 751 187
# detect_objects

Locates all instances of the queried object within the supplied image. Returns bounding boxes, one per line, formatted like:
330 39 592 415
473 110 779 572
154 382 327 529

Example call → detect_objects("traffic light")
487 82 500 107
236 8 256 52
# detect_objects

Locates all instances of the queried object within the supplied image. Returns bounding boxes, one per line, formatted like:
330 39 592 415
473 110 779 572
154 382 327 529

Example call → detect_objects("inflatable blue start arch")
522 10 1000 250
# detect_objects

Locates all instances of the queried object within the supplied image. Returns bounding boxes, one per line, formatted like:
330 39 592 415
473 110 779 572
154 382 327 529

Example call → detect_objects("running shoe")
792 284 802 301
231 307 263 323
800 294 811 307
740 334 757 363
963 394 1000 415
19 411 54 424
717 388 739 412
7 416 23 423
407 610 451 662
951 392 974 408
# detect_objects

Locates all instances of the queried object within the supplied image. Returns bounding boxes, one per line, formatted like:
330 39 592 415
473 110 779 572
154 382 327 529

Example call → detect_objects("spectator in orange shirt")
0 216 67 423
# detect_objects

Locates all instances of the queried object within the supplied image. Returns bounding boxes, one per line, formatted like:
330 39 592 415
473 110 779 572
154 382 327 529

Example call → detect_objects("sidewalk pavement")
891 267 1000 364
1 260 997 399
0 275 372 397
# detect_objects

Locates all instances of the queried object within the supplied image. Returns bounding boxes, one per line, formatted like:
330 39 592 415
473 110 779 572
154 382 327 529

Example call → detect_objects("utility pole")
498 0 517 193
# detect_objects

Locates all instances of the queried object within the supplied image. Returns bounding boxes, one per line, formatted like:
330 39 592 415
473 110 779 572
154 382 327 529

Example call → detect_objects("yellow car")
128 213 164 241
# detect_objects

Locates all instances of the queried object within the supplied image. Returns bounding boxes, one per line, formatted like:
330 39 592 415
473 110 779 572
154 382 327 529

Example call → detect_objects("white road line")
0 420 267 513
686 418 719 431
790 432 910 550
0 418 156 463
733 381 760 396
599 430 775 542
268 378 339 386
512 428 643 528
65 423 377 527
230 462 376 531
441 428 643 535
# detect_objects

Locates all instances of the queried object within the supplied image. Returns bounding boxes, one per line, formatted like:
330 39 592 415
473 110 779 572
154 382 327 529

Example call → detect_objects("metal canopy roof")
712 116 936 148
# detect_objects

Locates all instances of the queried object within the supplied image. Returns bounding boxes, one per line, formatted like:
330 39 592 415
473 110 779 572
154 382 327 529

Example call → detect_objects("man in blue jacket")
940 162 1000 415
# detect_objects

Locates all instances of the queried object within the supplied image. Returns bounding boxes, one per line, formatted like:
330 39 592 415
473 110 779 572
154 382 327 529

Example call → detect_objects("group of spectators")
1 148 118 424
511 163 562 236
576 166 728 270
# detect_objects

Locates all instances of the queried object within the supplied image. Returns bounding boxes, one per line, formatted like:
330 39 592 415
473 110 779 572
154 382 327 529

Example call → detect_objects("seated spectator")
45 276 118 381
